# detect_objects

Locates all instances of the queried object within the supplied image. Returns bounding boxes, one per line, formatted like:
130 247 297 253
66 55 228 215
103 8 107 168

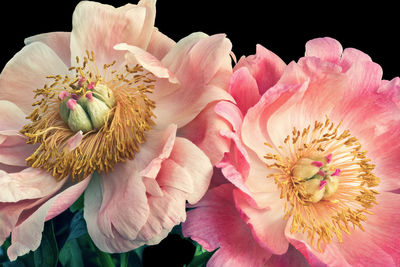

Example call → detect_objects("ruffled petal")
228 67 261 114
179 102 232 165
157 137 212 204
183 184 272 267
0 168 62 203
235 44 286 95
24 32 71 67
7 177 89 261
233 189 288 255
154 33 234 128
305 37 343 64
70 0 156 66
0 42 68 114
146 28 176 60
266 245 313 267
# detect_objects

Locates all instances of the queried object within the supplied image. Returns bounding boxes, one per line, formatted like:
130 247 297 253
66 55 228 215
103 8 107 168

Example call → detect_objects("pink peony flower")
183 38 400 266
0 0 234 260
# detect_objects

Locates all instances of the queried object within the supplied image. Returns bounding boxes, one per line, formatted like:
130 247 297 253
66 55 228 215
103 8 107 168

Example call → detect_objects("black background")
1 1 399 79
1 1 398 266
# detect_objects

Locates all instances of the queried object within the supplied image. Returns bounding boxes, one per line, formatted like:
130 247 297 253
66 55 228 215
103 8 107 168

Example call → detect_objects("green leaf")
33 221 59 267
186 243 217 267
59 239 84 267
66 211 87 241
69 193 84 213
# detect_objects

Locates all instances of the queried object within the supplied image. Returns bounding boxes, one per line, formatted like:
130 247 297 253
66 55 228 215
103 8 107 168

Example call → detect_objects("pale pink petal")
0 42 68 114
0 168 62 202
113 43 179 83
70 0 155 66
139 124 177 179
7 177 88 260
143 177 164 197
228 67 261 114
344 60 383 94
183 184 272 267
233 188 288 255
157 137 212 204
305 37 343 64
235 44 286 95
24 32 71 67
146 28 176 60
91 164 149 242
154 33 234 128
67 131 83 151
0 101 29 131
178 102 232 165
136 187 187 242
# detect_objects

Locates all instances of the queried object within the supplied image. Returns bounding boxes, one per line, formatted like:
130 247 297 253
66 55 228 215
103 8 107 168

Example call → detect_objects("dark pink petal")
183 184 272 267
235 44 286 95
228 67 261 114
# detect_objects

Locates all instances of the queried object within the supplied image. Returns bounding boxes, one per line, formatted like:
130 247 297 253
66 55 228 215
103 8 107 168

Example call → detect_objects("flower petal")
235 44 286 95
305 37 343 64
146 28 176 60
7 177 88 260
233 188 288 255
0 42 68 114
24 32 71 67
154 33 234 128
183 184 272 267
70 0 156 66
228 67 261 114
179 102 232 165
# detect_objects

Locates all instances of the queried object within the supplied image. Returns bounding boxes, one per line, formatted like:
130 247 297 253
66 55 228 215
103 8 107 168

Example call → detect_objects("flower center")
21 51 156 181
264 116 379 251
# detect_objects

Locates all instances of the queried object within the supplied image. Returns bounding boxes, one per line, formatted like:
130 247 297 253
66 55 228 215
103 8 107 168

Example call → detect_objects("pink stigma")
331 168 341 176
319 180 327 190
86 91 94 101
67 99 77 111
58 91 70 100
311 161 323 168
317 171 325 177
326 153 332 163
78 77 86 86
88 82 95 90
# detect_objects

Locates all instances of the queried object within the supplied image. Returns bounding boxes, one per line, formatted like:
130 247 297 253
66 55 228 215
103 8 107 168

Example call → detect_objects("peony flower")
183 38 400 266
0 0 233 260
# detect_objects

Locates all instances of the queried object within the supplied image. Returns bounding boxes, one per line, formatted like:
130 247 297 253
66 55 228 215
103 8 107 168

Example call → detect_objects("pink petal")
340 47 372 72
157 137 213 204
0 168 62 202
305 37 343 64
89 164 149 242
70 0 156 66
114 43 178 83
136 187 187 242
229 67 261 114
215 100 244 133
139 124 177 179
266 245 312 267
179 102 232 165
146 28 176 60
154 33 234 128
67 131 83 151
24 32 71 67
182 184 272 267
0 132 34 167
0 43 68 114
233 189 289 255
0 101 29 131
7 177 89 260
235 44 286 95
